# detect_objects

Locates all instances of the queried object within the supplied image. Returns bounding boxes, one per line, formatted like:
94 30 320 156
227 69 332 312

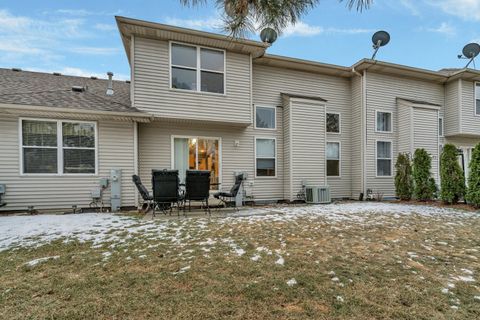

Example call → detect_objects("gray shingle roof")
0 68 140 113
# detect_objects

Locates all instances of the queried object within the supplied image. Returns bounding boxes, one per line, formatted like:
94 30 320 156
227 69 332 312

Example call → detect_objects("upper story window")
376 111 392 133
326 113 341 133
255 106 276 129
170 43 225 94
475 82 480 116
21 119 96 175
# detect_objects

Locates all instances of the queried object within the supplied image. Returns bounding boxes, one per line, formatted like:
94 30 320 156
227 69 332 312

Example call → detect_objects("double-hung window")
475 82 480 116
326 142 340 177
255 106 276 129
21 119 96 174
171 43 225 94
376 111 392 132
255 138 276 177
326 113 341 133
376 141 392 177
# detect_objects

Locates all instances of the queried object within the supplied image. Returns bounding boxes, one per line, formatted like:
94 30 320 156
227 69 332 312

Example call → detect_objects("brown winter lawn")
0 203 479 319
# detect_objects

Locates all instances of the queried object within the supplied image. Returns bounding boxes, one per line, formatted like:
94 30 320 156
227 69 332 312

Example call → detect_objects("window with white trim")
376 141 392 176
326 142 340 177
256 138 276 177
438 117 444 137
376 111 392 132
326 113 340 133
171 43 225 94
255 106 276 129
21 119 96 174
475 82 480 116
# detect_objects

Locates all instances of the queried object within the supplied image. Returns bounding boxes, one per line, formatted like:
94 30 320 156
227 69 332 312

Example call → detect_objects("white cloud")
164 17 223 31
26 66 129 80
429 0 480 21
69 46 121 55
426 22 456 36
94 23 117 31
54 9 123 17
283 21 373 37
0 9 88 60
399 0 421 16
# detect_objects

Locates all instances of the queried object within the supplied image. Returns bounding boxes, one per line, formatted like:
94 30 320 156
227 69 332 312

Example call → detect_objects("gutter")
0 103 153 122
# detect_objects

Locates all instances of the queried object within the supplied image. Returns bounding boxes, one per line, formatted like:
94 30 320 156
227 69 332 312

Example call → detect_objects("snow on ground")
24 255 59 267
0 202 478 253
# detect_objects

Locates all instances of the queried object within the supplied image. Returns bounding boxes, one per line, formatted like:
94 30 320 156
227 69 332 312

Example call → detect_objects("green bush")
440 144 465 204
412 148 436 201
466 143 480 208
394 153 413 200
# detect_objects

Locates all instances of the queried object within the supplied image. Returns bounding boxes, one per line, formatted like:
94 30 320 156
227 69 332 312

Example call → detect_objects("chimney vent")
106 71 114 96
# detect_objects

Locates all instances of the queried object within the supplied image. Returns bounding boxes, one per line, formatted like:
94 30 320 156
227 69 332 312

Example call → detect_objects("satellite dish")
458 43 480 69
371 30 390 60
260 28 277 45
462 43 480 59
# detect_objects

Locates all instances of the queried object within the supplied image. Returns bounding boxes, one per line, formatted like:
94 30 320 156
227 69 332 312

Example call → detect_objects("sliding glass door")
173 137 220 189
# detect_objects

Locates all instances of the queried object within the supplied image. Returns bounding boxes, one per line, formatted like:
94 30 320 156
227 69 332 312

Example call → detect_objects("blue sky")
1 0 479 80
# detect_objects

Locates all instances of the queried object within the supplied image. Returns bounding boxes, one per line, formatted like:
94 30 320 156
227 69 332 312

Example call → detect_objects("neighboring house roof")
0 68 140 113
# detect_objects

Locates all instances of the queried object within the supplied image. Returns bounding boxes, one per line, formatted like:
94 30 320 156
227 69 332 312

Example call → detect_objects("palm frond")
341 0 373 12
180 0 373 38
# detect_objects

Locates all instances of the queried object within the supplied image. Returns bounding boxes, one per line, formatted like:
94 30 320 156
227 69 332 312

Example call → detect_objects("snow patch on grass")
286 278 297 286
24 255 59 267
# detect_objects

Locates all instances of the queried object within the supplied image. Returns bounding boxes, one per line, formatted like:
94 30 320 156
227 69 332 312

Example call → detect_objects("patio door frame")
170 135 223 190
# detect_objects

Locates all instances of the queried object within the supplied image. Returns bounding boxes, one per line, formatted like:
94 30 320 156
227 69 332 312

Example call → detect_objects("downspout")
133 121 139 208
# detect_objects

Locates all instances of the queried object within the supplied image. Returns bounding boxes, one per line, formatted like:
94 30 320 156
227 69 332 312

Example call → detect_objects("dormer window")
170 43 225 94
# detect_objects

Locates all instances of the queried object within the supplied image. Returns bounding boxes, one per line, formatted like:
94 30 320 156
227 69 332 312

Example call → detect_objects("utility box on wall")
110 169 122 212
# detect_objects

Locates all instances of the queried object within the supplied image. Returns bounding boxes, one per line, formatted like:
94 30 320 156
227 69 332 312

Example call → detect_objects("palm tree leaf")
180 0 373 37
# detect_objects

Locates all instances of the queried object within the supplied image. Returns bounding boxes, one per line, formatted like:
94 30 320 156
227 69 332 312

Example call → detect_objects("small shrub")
412 148 435 201
440 144 465 204
394 153 413 200
466 143 480 208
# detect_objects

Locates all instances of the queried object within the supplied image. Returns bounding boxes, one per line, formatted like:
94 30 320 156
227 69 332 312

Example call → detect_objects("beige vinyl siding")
397 104 413 155
460 80 480 136
413 107 440 182
282 95 292 199
0 115 136 211
252 64 351 199
444 80 460 136
133 37 252 125
283 98 326 201
350 75 363 199
365 72 444 197
138 111 284 201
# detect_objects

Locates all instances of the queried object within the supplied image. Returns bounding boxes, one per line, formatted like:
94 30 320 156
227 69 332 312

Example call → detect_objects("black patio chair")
213 174 244 211
151 169 183 217
132 175 153 213
184 170 211 215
